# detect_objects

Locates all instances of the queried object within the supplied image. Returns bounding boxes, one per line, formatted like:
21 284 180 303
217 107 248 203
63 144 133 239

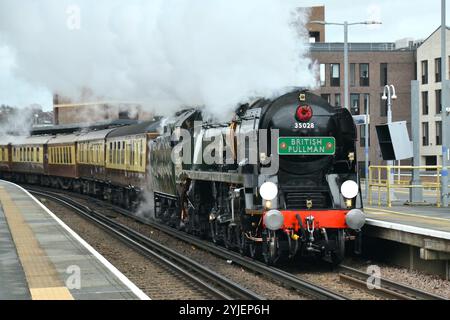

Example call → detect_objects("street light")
310 20 382 111
382 84 398 200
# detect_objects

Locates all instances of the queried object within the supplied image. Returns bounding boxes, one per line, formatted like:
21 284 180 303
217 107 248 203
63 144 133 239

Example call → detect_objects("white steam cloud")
0 0 316 117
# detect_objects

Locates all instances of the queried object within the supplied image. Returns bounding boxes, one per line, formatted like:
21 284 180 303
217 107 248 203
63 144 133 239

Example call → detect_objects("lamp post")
310 20 382 111
382 85 398 200
364 98 370 199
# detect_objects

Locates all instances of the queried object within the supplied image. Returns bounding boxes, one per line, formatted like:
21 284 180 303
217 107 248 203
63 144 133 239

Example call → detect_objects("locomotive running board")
179 170 256 187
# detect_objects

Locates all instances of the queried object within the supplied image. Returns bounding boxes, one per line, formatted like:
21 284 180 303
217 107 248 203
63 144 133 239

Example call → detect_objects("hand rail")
368 165 450 208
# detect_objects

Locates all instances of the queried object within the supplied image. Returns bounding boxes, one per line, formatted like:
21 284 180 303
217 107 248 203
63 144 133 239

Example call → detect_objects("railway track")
29 189 264 301
28 187 347 300
23 186 449 301
338 265 447 300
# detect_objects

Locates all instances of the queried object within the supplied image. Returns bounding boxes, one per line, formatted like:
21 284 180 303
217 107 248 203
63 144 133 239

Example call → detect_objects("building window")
350 63 356 87
421 60 428 84
435 58 442 83
309 31 320 43
350 94 360 115
422 122 429 146
380 94 387 117
380 63 388 86
330 63 340 87
360 63 370 87
360 125 370 147
436 89 442 114
422 91 429 115
319 64 326 86
335 94 341 107
321 94 331 104
436 121 442 145
425 156 437 167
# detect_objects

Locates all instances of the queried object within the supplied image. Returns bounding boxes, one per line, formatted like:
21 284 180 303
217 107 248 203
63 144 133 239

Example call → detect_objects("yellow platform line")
365 206 450 223
0 187 73 300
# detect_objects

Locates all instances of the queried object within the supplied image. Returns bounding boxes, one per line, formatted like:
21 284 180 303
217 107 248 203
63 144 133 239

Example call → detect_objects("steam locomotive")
0 89 365 265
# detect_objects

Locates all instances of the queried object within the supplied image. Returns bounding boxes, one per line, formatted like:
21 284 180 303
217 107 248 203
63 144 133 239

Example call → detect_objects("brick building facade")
309 43 416 175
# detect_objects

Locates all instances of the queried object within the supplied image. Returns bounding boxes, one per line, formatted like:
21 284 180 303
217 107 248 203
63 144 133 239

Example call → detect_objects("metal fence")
368 165 450 208
309 42 399 52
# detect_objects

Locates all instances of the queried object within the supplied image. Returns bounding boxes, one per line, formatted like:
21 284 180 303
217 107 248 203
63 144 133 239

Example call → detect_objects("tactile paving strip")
0 187 74 300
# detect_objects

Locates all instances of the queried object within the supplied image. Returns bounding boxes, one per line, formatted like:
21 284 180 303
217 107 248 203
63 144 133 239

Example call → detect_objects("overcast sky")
304 0 448 42
0 0 448 111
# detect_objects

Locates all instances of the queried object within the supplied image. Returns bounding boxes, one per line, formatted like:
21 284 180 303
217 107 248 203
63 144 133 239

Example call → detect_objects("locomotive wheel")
209 221 219 244
237 229 247 256
224 225 233 249
262 230 280 266
248 241 261 259
330 230 346 266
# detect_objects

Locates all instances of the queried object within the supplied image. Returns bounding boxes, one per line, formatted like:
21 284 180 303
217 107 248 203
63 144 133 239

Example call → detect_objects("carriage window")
122 142 125 165
115 142 119 164
140 140 143 167
37 147 40 162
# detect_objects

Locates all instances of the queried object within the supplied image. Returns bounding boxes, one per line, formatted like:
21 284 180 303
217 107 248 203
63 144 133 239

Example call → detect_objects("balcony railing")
310 42 401 52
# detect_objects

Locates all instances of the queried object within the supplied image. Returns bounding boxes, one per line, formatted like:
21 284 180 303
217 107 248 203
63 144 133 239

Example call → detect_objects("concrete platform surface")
0 180 149 300
365 205 450 239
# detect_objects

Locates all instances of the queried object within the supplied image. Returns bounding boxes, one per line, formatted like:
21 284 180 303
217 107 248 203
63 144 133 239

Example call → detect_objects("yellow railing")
368 165 450 208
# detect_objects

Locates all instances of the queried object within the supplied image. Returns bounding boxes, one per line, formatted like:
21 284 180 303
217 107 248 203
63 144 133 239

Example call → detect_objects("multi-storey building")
310 42 417 176
417 27 450 166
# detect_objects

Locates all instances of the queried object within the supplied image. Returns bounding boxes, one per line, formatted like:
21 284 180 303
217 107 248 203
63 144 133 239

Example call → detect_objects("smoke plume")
0 0 316 118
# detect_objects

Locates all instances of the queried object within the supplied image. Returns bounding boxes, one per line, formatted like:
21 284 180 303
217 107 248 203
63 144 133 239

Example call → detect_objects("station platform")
365 205 450 239
362 204 450 279
0 180 149 300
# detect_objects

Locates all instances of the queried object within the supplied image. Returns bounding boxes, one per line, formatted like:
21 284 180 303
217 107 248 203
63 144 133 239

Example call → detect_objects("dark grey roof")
107 120 161 139
31 119 140 135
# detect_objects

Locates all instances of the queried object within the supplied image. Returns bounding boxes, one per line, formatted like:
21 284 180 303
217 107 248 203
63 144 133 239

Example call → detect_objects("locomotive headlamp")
263 210 285 231
296 105 313 122
265 200 272 209
346 209 366 230
260 182 278 201
341 180 359 199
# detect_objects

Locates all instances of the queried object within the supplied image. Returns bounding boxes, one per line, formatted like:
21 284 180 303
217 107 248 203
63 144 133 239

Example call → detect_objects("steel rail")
28 186 348 300
105 202 348 300
339 265 447 300
30 189 263 301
